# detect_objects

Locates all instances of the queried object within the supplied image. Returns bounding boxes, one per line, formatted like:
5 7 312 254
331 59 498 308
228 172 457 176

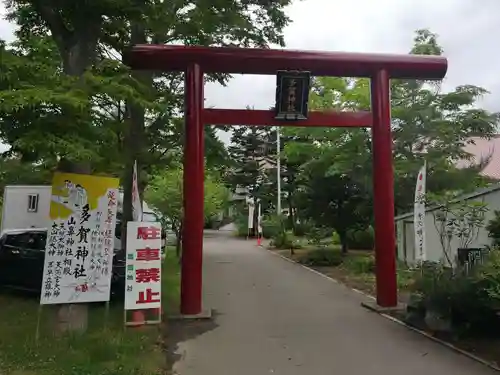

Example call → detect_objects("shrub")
270 230 302 250
266 215 288 247
472 250 500 311
293 220 312 237
234 214 249 237
486 210 500 246
397 266 417 290
270 230 291 249
204 216 221 229
331 231 340 245
262 215 283 239
343 254 375 274
300 249 343 267
410 253 500 336
307 227 332 247
347 227 374 250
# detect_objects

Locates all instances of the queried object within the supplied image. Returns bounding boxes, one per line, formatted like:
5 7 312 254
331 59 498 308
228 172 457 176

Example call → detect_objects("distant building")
395 184 500 266
457 136 500 180
395 136 500 265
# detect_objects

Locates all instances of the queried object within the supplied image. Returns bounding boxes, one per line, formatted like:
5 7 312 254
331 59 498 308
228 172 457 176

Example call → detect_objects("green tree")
391 29 498 212
284 29 498 221
279 29 498 249
2 0 294 333
260 129 304 229
297 159 372 253
2 0 294 234
282 76 373 242
0 157 53 189
227 125 275 208
0 36 101 163
145 167 229 256
1 0 294 171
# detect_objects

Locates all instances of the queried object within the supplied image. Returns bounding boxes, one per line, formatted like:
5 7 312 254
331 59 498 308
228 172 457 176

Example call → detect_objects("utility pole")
276 126 281 215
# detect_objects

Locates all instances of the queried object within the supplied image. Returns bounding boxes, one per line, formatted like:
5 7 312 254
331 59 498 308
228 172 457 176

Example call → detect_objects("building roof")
394 182 500 221
458 136 500 180
395 136 500 222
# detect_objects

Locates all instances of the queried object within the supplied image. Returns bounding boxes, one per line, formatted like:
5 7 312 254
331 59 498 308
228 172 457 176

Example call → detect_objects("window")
4 234 23 247
3 231 47 251
25 232 47 250
27 194 39 212
142 212 159 222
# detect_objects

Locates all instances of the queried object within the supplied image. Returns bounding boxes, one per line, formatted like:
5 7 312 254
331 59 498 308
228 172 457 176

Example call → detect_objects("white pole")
276 126 282 215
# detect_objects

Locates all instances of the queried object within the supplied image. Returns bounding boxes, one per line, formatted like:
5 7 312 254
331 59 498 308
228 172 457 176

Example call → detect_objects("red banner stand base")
124 308 162 327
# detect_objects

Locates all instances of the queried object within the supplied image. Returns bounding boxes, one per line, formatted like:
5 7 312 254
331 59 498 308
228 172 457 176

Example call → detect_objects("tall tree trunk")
287 191 295 232
32 4 103 334
53 37 96 333
121 20 149 249
53 159 92 334
48 22 100 335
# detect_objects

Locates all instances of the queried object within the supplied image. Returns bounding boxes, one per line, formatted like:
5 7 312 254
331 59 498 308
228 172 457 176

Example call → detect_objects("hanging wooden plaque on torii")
274 70 311 121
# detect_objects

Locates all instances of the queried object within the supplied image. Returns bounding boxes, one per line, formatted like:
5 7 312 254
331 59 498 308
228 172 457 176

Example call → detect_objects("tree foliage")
276 29 499 248
0 0 294 331
145 167 229 254
227 125 275 201
1 0 293 170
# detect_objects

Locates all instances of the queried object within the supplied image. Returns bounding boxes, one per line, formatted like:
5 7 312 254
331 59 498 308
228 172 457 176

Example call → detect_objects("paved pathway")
173 231 497 375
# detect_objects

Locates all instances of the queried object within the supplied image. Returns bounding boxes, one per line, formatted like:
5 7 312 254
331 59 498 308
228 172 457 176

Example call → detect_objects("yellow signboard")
40 172 121 305
49 172 119 220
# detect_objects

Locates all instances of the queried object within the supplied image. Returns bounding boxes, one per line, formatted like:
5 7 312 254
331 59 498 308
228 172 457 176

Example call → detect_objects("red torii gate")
124 45 447 315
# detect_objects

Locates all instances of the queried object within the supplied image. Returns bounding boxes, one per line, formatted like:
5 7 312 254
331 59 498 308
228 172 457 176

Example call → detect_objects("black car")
0 228 125 298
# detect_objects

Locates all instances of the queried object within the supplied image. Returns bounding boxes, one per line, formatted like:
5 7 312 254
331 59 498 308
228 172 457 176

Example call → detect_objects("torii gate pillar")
182 63 205 314
371 69 397 307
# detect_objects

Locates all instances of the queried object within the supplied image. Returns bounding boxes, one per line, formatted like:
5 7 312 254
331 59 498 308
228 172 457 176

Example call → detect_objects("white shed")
395 184 500 266
1 185 52 232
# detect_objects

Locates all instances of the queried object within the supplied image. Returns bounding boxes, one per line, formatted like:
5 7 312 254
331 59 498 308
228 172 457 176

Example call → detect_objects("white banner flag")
257 202 262 235
247 197 254 230
414 162 427 262
132 160 143 221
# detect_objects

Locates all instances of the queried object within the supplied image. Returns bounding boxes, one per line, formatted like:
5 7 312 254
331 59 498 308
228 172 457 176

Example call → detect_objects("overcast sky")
1 0 500 147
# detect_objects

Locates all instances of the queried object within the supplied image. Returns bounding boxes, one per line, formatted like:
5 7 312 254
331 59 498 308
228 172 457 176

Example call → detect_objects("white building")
395 184 500 266
0 185 52 231
1 185 157 232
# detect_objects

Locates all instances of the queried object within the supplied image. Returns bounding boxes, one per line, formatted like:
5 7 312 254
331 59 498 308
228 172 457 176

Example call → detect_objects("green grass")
0 248 180 375
162 248 181 314
291 246 416 293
